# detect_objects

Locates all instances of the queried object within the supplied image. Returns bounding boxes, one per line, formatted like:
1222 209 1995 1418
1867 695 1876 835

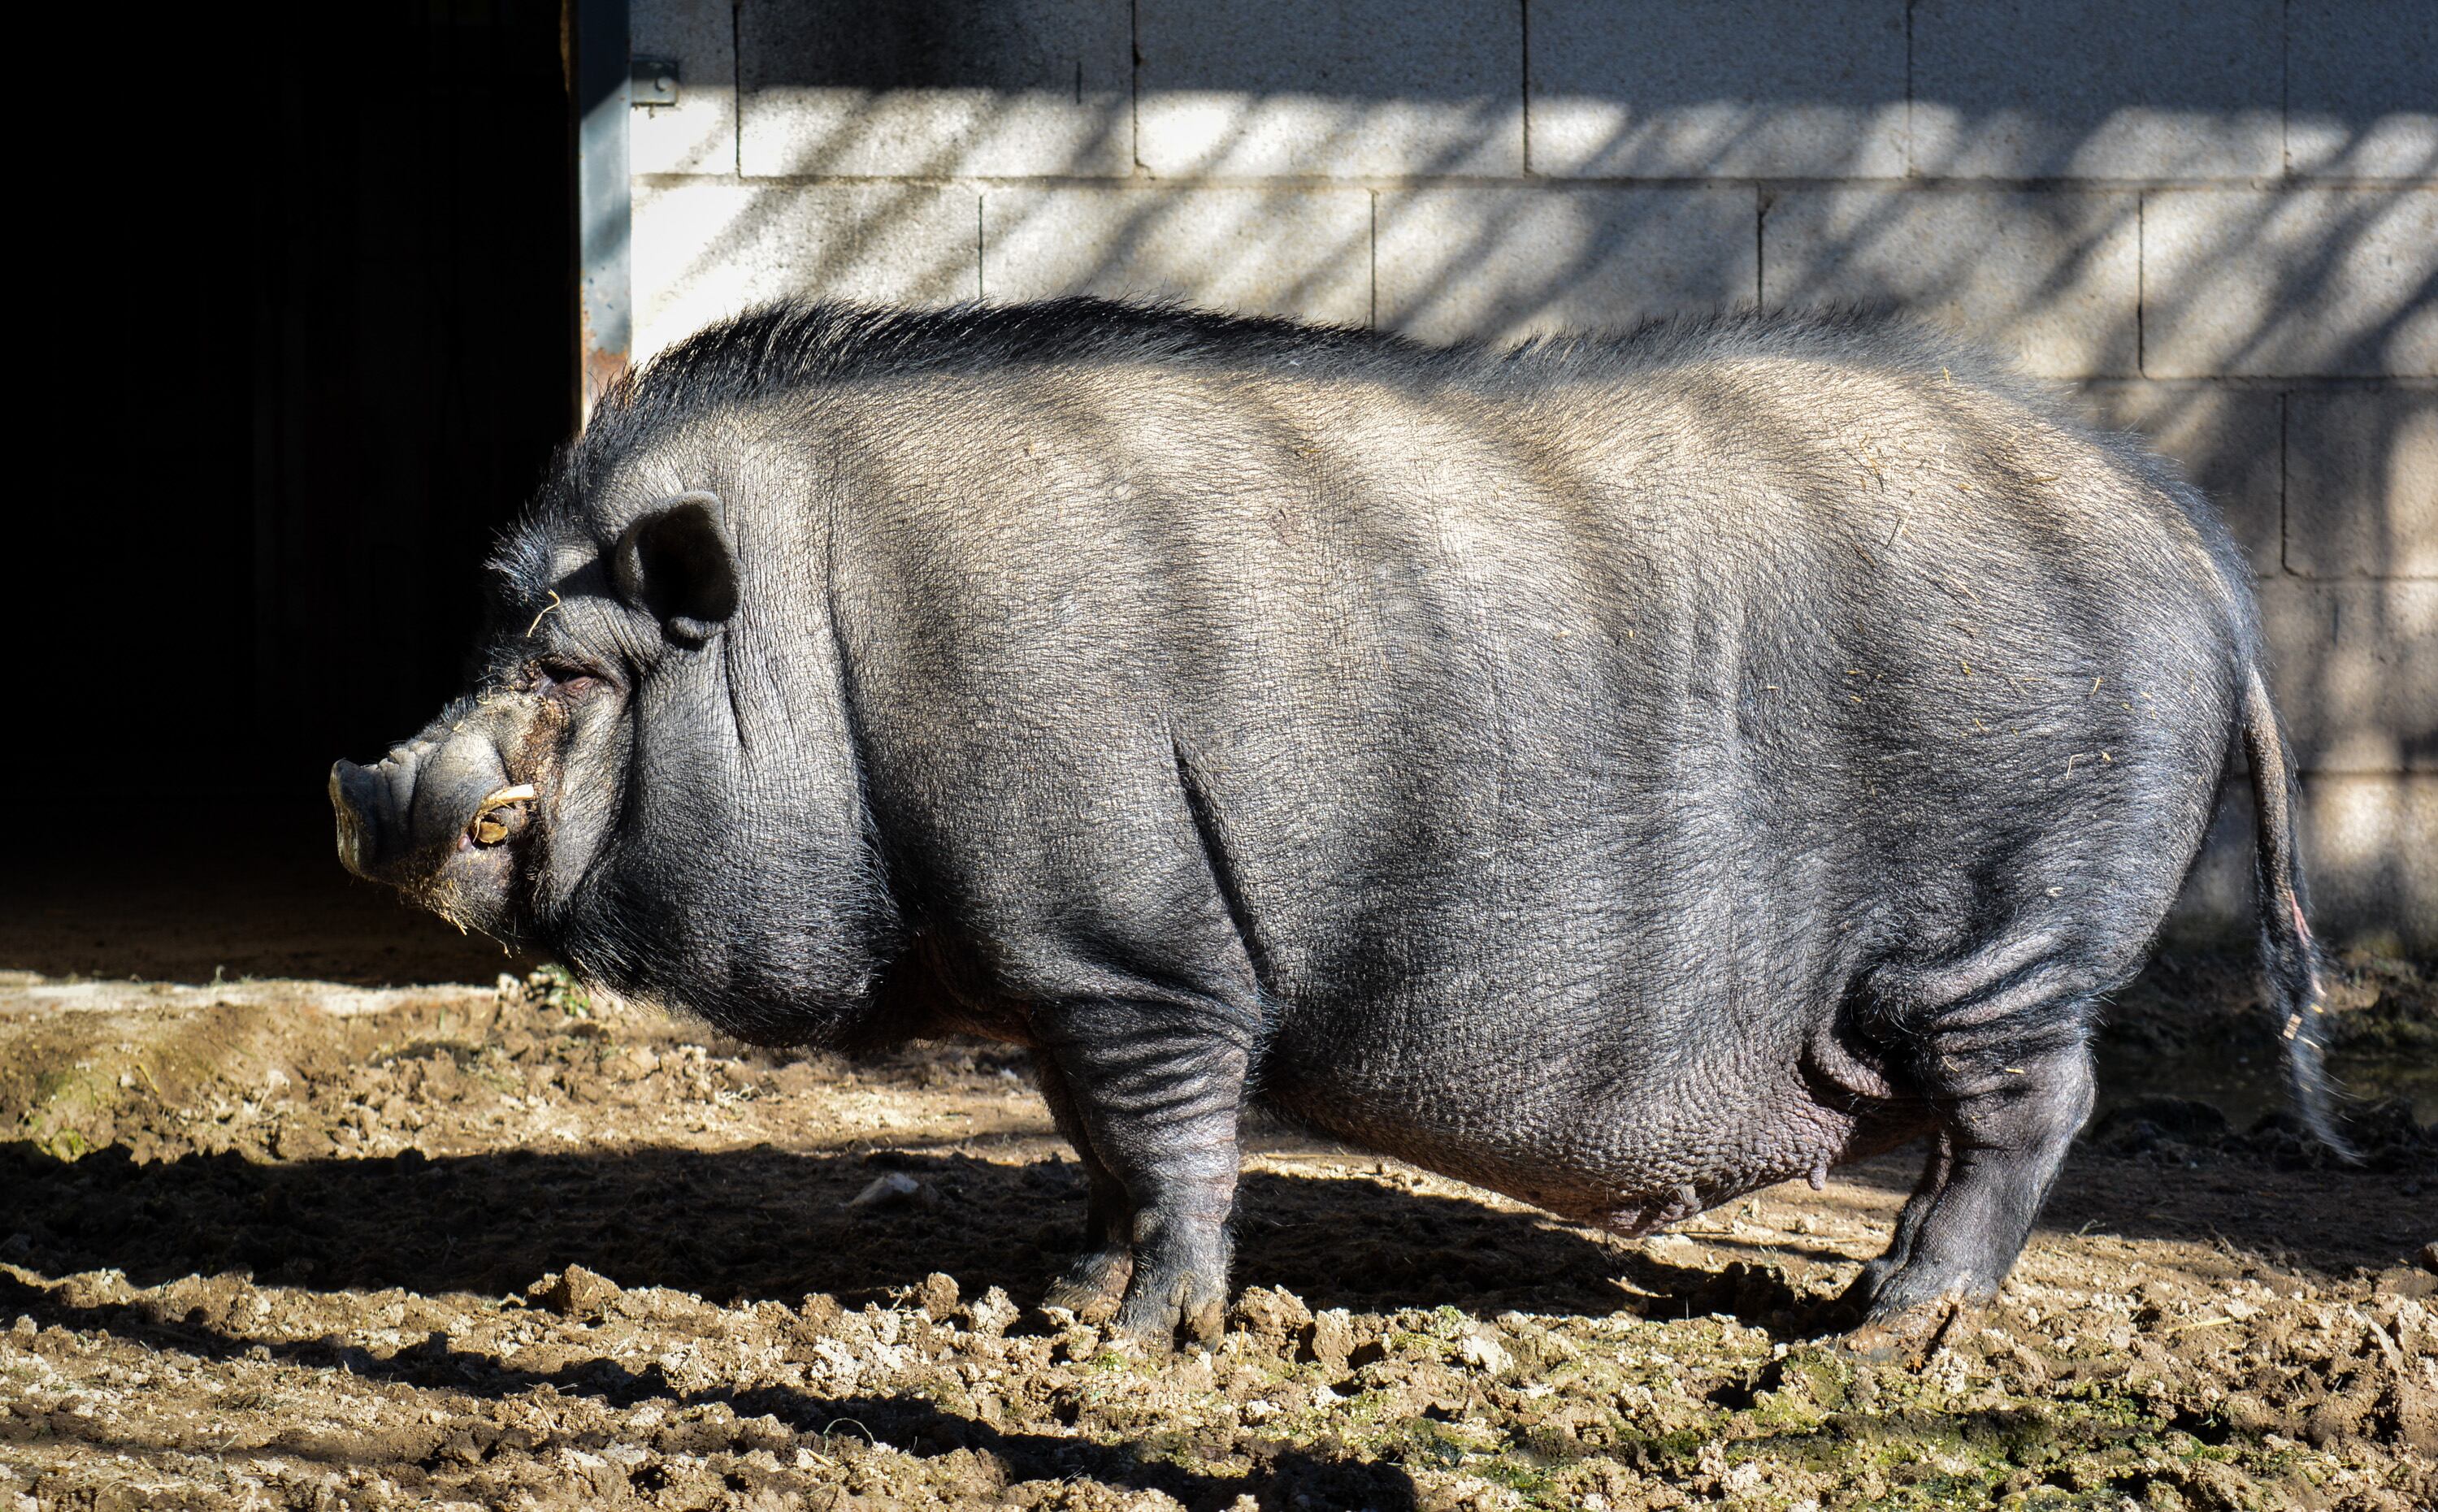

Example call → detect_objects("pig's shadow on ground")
11 1135 2414 1328
0 1142 1756 1324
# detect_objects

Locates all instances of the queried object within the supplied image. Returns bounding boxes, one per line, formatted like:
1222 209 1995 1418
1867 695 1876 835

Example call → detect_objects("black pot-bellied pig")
332 299 2348 1351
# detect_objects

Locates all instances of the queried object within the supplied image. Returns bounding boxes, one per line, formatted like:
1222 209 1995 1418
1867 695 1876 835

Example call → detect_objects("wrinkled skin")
334 300 2345 1347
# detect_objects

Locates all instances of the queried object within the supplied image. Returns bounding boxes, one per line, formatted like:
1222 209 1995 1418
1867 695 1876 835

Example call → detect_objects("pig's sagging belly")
1256 1032 1872 1233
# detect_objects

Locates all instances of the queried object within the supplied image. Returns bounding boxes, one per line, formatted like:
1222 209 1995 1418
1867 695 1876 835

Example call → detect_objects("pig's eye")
532 658 610 696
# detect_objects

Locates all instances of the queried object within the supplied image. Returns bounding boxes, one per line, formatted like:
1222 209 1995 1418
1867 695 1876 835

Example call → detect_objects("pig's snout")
329 721 526 886
329 757 401 878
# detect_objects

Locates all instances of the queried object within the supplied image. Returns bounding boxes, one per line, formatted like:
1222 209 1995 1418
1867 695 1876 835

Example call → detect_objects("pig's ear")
613 492 737 645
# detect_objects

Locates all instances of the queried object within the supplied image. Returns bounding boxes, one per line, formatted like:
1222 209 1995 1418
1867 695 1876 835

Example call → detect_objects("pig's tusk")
468 784 537 847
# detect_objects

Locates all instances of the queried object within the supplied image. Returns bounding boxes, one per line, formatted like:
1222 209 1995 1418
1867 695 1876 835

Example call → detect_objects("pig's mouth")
466 783 540 847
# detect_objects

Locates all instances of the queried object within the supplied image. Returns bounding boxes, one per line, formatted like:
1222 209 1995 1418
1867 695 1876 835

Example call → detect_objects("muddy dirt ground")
2 840 2434 1510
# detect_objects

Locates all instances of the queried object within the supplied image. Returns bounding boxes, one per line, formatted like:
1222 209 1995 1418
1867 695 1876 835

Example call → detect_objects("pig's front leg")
1035 1001 1249 1346
1030 1051 1136 1319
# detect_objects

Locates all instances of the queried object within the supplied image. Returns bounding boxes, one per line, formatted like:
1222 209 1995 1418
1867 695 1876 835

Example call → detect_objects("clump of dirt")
3 962 2434 1510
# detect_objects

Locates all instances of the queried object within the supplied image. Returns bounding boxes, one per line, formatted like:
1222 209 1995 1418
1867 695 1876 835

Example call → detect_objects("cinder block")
1376 188 1755 345
1136 0 1523 178
738 0 1132 178
1528 0 1907 179
2286 0 2438 178
983 188 1373 327
1760 188 2141 379
631 0 736 175
1910 0 2283 180
2284 389 2438 579
2080 383 2281 575
632 182 980 359
2253 578 2437 772
2169 774 2437 951
2142 189 2438 379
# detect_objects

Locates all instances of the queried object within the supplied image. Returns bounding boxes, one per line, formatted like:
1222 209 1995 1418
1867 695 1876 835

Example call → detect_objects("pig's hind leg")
1031 1051 1136 1319
1841 943 2101 1352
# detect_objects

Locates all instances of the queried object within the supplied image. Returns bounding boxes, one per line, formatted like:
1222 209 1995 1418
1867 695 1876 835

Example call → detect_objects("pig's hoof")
1834 1257 1901 1317
1111 1268 1228 1350
1841 1294 1985 1365
1181 1294 1226 1349
1043 1247 1133 1324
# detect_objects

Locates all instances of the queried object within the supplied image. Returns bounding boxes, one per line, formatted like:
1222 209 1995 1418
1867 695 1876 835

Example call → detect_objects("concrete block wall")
624 0 2436 949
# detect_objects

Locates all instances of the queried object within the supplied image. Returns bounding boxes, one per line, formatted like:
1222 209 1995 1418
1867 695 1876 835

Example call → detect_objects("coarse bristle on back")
564 297 2057 485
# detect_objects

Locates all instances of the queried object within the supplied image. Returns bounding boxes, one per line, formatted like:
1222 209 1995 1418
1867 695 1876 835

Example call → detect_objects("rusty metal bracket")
631 57 679 109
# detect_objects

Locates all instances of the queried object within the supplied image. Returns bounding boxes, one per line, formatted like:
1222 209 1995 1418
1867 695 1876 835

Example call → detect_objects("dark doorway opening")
11 3 576 984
